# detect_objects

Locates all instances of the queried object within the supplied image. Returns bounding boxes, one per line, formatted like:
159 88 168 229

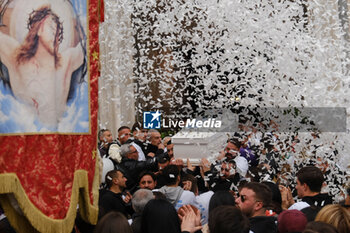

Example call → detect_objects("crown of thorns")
27 7 63 44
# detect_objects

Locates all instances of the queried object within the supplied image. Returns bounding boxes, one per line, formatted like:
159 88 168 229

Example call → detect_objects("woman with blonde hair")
315 204 350 233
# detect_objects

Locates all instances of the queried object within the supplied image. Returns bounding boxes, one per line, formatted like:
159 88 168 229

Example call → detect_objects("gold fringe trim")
0 157 100 233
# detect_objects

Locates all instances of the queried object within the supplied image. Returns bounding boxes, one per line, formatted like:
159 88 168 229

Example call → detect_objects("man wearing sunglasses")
236 182 277 233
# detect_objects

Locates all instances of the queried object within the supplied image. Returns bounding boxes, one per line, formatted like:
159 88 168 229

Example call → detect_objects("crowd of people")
90 124 350 233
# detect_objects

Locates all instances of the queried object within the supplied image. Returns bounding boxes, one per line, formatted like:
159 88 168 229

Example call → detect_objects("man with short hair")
145 129 164 157
203 136 248 191
99 169 133 219
205 159 241 192
118 126 132 145
98 129 114 144
98 129 114 157
217 138 249 169
120 143 158 193
97 128 124 163
223 138 241 160
220 137 256 167
159 165 196 210
138 171 157 190
131 122 148 156
120 125 147 161
236 182 277 233
295 166 332 207
166 140 174 159
120 144 139 161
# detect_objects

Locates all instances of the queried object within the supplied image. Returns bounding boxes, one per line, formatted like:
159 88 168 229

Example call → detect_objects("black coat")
99 190 133 219
145 143 159 156
119 157 158 193
131 212 142 233
302 193 333 207
249 216 277 233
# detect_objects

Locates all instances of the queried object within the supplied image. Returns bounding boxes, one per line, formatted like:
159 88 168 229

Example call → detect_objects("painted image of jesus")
0 1 89 133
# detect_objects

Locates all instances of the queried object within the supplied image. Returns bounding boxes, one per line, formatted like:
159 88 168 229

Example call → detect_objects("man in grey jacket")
159 165 196 210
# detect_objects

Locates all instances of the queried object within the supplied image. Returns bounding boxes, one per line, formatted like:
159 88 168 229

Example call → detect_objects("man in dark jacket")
98 129 114 157
145 129 163 157
99 169 133 219
119 143 159 193
236 182 277 233
295 166 332 207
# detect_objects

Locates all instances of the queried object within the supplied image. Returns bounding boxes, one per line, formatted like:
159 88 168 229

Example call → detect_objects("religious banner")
0 0 102 232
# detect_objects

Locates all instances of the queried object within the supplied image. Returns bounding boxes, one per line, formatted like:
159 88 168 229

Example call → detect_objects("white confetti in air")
99 0 350 202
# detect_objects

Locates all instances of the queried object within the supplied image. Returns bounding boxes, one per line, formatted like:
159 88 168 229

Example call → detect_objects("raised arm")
62 42 84 74
55 42 85 115
0 30 20 69
58 42 84 96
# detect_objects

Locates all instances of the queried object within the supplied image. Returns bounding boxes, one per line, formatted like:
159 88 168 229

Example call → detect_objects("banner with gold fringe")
0 0 102 232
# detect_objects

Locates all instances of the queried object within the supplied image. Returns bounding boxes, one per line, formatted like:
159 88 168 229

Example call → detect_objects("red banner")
0 0 102 232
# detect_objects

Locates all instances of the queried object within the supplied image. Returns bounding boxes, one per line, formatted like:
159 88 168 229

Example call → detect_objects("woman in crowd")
314 204 350 233
208 190 236 213
200 190 236 233
302 221 338 233
141 198 202 233
94 211 132 233
208 206 250 233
